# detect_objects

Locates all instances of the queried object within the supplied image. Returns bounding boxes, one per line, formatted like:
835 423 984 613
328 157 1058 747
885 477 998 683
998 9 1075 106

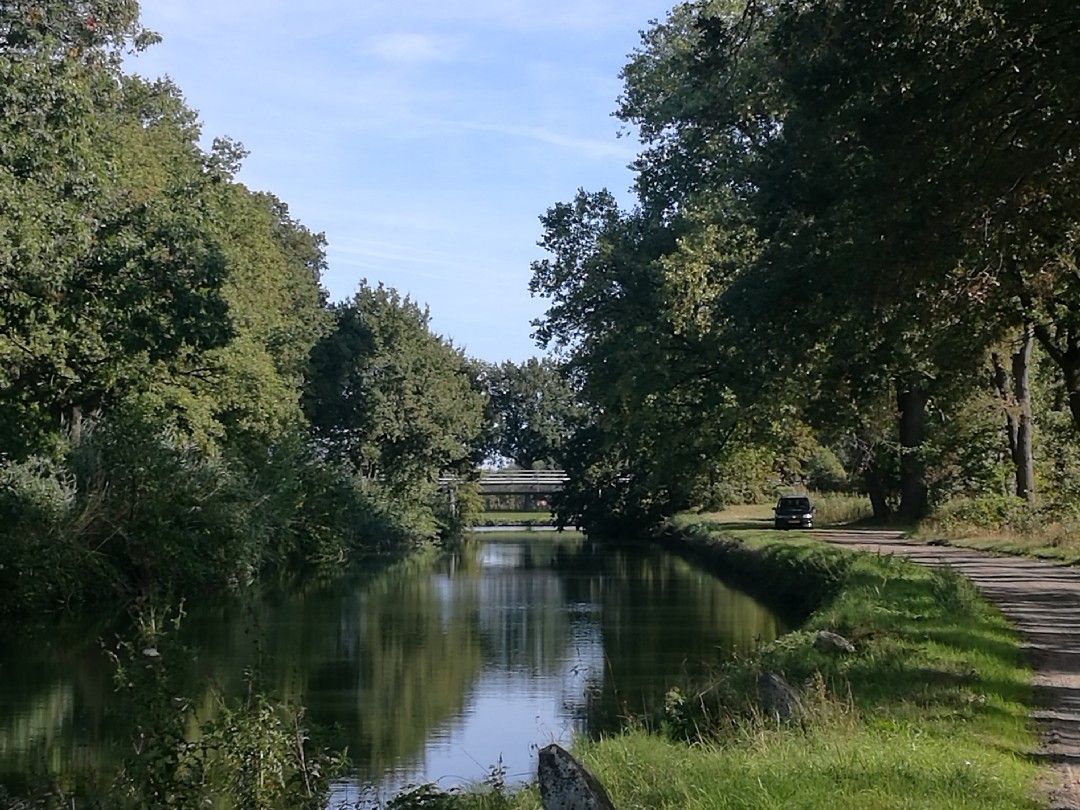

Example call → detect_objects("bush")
921 494 1080 557
929 494 1044 534
248 435 425 568
692 445 777 510
106 603 347 809
68 413 260 597
804 447 850 492
0 412 440 615
0 456 94 612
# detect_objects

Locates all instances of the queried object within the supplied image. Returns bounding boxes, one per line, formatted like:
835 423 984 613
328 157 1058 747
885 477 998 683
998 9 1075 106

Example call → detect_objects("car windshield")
778 497 811 510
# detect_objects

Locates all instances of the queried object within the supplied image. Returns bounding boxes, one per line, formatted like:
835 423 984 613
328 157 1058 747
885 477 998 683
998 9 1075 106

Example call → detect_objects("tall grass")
919 494 1080 563
809 492 873 526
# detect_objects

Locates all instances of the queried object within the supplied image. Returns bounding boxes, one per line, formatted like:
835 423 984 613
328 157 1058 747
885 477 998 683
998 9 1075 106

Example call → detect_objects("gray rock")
538 743 615 810
757 672 804 723
814 630 856 654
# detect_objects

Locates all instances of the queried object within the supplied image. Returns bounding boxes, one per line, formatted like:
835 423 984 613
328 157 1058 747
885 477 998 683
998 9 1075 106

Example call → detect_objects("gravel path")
814 529 1080 809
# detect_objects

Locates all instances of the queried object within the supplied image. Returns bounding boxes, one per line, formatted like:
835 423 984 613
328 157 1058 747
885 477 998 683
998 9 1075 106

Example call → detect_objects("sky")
130 1 675 362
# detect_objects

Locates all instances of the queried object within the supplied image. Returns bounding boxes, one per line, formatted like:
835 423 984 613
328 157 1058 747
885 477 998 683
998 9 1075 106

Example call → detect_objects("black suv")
773 495 814 530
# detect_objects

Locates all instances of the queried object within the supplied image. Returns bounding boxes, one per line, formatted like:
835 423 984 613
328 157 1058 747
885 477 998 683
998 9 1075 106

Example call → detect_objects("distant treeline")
0 1 492 613
529 0 1080 535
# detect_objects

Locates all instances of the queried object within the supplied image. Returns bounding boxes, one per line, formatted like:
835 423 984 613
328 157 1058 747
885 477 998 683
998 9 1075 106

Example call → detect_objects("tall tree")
304 283 485 495
485 358 579 469
610 0 1080 519
0 12 232 456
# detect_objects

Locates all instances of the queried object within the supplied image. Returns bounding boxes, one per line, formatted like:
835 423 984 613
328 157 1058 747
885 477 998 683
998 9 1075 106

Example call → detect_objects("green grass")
913 524 1080 565
918 532 1080 565
405 519 1042 810
911 495 1080 564
687 493 874 530
475 511 555 527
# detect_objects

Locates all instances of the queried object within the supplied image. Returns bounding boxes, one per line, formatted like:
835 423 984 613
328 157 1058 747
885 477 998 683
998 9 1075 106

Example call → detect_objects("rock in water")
814 630 856 654
757 672 804 723
538 743 615 810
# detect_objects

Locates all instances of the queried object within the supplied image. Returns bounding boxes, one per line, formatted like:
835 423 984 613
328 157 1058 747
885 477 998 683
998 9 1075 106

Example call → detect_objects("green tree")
140 176 331 454
485 357 579 469
531 190 766 530
304 283 485 496
606 0 1076 520
0 14 232 457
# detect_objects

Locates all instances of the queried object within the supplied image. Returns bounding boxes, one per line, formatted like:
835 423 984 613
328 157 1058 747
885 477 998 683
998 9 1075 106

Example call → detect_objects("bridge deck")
439 470 568 495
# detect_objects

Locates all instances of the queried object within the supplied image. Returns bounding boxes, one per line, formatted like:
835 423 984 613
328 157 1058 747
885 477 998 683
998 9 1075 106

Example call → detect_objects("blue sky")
131 1 674 362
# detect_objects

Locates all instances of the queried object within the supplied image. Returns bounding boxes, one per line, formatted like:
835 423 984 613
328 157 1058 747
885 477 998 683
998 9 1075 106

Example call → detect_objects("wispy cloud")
134 0 672 361
366 32 463 64
434 119 637 160
329 237 519 281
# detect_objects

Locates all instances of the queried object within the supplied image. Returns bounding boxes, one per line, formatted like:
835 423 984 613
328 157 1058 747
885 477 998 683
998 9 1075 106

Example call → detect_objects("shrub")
0 411 445 615
929 494 1043 534
67 412 259 598
804 447 850 492
107 603 347 809
0 456 93 612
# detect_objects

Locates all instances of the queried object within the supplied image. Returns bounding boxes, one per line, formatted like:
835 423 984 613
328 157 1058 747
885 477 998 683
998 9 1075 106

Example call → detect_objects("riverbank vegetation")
916 494 1080 563
525 0 1080 543
0 1 486 615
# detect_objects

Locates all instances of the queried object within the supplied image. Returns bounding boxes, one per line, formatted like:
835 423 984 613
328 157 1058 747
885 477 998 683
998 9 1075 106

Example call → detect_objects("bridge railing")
439 470 569 495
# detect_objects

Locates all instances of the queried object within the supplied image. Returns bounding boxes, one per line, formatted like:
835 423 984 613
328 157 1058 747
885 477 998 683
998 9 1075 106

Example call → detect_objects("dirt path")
814 529 1080 809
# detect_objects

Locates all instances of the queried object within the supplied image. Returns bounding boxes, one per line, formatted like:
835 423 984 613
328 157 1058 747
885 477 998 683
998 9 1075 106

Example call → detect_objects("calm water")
0 532 786 803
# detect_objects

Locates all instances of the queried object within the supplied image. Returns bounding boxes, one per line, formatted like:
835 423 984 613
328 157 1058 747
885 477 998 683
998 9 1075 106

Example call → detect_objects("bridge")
439 469 569 495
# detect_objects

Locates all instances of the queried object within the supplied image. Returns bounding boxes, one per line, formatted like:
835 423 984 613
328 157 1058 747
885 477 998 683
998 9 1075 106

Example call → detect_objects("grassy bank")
413 519 1041 809
475 511 555 527
916 529 1080 565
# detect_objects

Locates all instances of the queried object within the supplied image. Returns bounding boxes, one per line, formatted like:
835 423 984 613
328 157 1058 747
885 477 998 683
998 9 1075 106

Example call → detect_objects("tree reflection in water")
0 533 785 802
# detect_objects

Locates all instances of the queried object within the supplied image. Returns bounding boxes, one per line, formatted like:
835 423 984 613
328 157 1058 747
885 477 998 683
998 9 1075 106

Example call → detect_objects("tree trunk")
990 351 1019 489
66 403 84 446
991 326 1036 503
1032 323 1080 433
896 383 928 522
1064 346 1080 433
1011 325 1036 503
864 462 891 523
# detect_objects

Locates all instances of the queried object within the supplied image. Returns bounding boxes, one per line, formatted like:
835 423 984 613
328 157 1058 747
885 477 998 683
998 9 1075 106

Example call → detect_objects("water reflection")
0 533 785 801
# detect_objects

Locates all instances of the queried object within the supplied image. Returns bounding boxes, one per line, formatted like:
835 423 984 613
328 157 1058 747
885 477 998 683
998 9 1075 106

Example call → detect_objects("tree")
530 190 772 530
607 0 1080 520
0 15 231 457
304 283 485 496
485 358 579 469
144 178 331 454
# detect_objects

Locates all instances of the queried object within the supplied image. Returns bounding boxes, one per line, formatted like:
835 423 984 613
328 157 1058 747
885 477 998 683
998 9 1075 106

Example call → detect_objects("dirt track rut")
815 530 1080 809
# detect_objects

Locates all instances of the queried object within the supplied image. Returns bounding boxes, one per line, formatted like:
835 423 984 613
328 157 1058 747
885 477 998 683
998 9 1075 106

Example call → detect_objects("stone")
813 630 856 654
537 743 615 810
757 672 804 723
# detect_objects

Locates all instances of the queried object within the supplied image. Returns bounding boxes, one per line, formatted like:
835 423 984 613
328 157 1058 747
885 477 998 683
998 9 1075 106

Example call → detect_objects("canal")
0 532 787 803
